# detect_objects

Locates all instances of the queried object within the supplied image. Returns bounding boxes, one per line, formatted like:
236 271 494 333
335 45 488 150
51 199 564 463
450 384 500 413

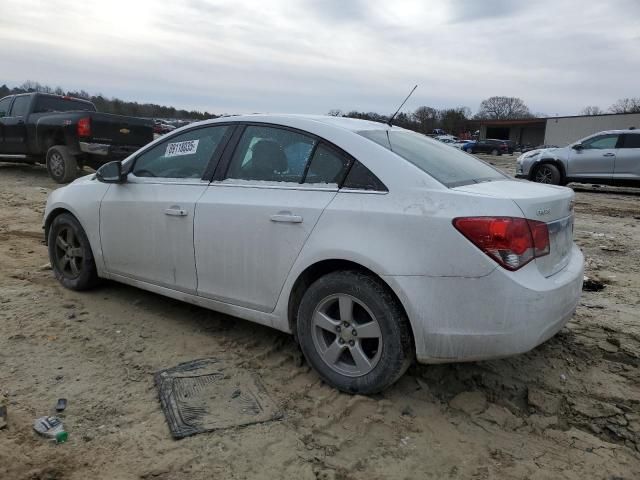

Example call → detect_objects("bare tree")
412 106 438 133
475 96 532 119
580 105 604 116
327 109 343 117
609 98 640 114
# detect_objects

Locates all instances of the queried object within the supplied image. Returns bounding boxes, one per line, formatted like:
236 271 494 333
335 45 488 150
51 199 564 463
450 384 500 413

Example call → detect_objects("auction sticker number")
165 139 199 157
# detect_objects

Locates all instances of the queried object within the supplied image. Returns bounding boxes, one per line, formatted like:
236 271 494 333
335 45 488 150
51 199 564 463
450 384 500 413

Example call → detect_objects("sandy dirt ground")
0 156 639 480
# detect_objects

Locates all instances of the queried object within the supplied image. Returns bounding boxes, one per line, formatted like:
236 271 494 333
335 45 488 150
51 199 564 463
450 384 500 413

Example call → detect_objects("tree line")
2 81 638 132
0 81 217 120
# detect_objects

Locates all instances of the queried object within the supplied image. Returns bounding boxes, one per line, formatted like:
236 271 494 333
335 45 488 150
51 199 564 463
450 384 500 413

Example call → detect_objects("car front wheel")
297 270 413 394
48 213 100 290
533 163 561 185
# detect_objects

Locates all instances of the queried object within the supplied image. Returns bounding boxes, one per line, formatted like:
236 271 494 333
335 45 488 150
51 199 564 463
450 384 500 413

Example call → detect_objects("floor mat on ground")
155 358 282 439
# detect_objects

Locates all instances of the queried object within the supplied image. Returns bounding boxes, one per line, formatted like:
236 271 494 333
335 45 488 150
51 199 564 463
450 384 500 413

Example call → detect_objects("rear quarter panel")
271 186 525 332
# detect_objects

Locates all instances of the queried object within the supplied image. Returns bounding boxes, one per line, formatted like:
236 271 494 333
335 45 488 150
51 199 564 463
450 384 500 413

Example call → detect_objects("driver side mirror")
572 143 584 151
96 161 127 183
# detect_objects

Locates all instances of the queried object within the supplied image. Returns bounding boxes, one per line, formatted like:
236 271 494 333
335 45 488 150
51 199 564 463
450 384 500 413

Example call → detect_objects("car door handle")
602 153 615 157
270 212 303 223
165 207 188 217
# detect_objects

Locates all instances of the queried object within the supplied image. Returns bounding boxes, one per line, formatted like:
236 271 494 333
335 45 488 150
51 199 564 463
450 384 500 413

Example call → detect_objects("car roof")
591 129 640 135
210 114 392 133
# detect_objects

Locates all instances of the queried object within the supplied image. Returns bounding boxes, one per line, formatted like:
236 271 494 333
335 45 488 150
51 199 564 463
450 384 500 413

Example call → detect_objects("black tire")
533 163 562 185
490 148 500 156
48 213 100 290
46 145 78 184
297 270 413 394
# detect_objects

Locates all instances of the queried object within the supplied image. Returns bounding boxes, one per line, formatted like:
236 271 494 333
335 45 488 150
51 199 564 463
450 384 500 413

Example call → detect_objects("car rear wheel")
533 163 561 185
491 148 500 156
297 270 413 394
48 213 100 290
46 145 78 184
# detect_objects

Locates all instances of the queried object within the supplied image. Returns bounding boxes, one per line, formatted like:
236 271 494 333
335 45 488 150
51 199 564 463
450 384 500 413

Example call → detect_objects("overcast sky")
2 0 639 116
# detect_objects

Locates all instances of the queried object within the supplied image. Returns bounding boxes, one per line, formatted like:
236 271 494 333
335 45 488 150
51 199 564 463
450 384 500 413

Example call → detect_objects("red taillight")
77 117 91 137
453 217 550 271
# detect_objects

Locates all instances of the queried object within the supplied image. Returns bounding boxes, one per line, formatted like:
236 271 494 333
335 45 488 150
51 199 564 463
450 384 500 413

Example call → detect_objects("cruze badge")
537 208 551 216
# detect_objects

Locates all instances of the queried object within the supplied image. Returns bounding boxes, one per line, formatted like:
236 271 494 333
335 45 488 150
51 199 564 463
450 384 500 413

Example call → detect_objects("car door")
2 95 30 154
613 133 640 181
194 124 349 312
0 96 14 153
567 133 618 179
99 124 232 293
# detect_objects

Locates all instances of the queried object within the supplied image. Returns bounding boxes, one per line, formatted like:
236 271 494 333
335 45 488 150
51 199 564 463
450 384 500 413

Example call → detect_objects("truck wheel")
297 270 414 394
46 146 78 184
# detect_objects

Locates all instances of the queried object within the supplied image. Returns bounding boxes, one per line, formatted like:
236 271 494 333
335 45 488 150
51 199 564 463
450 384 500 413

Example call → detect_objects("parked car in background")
435 135 457 143
44 114 583 394
153 120 177 135
466 138 512 156
516 129 640 186
0 93 154 182
452 139 474 150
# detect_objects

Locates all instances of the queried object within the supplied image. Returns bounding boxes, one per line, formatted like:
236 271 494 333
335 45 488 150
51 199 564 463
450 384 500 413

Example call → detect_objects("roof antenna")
387 85 418 127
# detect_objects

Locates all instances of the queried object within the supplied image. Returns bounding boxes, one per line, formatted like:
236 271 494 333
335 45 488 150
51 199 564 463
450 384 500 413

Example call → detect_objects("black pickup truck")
0 93 154 183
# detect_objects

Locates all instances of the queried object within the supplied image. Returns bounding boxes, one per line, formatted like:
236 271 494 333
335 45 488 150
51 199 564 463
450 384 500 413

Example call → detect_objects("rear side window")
226 126 317 183
10 96 30 117
33 96 96 113
133 125 229 179
343 161 387 191
621 134 640 148
304 144 350 185
359 129 506 188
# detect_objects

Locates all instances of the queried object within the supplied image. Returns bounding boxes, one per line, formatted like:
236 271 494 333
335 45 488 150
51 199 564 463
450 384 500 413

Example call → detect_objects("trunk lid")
453 180 575 277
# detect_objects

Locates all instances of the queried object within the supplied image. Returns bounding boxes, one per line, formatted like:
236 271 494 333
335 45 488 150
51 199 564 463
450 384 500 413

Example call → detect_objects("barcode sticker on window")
165 140 199 157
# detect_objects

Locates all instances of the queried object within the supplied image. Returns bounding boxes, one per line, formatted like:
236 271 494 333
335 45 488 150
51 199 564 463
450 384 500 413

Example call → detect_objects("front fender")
44 180 110 275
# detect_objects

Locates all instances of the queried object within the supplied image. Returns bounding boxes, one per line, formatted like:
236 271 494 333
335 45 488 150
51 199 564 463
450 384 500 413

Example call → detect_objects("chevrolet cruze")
44 115 584 394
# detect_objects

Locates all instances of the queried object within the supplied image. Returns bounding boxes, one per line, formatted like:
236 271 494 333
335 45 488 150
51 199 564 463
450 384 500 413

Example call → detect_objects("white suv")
516 129 640 186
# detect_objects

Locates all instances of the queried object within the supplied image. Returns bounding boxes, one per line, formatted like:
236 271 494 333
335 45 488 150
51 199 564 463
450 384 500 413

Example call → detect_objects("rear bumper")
79 142 140 160
387 245 584 363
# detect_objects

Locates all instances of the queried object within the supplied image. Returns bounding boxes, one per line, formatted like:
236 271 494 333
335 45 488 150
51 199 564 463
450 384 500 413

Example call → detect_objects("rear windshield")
359 129 507 187
33 96 96 114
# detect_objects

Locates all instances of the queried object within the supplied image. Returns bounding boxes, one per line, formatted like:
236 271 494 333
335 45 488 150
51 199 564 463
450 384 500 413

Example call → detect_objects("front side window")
133 126 229 179
0 97 13 117
226 126 316 183
581 134 618 150
10 96 30 117
359 129 506 188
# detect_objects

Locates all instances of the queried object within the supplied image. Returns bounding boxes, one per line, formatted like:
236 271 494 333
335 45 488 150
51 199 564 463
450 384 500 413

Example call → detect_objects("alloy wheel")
54 227 84 278
49 152 65 178
311 294 383 377
535 166 554 184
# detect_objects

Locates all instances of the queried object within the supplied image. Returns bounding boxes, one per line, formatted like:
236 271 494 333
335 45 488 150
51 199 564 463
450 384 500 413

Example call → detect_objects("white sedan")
44 115 584 394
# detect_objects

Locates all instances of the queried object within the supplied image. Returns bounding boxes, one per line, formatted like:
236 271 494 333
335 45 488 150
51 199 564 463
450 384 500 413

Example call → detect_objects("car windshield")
359 129 507 187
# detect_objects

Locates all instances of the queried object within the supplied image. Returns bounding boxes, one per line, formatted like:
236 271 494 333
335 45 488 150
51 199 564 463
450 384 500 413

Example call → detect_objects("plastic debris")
33 416 68 443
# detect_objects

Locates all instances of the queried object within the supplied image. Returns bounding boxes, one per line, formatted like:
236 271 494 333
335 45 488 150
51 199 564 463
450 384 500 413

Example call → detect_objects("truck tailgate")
88 113 153 147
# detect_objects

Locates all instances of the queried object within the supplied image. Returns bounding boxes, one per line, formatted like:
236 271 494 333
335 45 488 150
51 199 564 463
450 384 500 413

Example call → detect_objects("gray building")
477 112 640 146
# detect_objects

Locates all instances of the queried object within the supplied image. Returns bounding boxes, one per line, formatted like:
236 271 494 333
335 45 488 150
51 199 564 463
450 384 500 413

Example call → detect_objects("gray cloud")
1 0 638 116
